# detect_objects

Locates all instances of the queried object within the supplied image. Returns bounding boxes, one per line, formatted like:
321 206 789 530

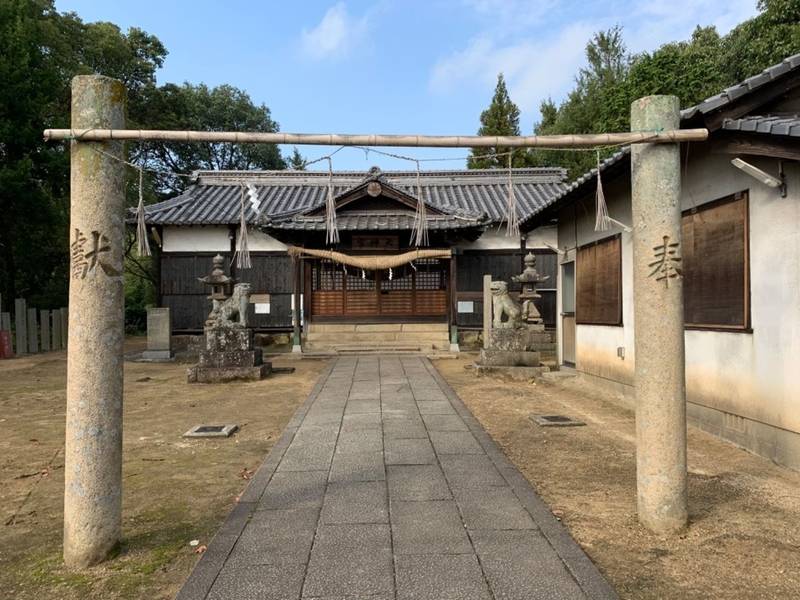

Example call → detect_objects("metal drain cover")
530 414 586 427
183 424 239 438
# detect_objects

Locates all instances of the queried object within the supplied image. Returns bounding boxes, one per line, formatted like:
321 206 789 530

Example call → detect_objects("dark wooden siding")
576 235 622 326
161 252 296 331
682 192 750 329
455 249 557 328
161 248 557 331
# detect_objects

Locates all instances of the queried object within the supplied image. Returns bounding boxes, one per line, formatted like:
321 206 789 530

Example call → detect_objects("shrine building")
143 166 564 351
521 52 800 470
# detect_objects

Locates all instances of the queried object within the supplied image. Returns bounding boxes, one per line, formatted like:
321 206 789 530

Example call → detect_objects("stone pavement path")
177 356 617 600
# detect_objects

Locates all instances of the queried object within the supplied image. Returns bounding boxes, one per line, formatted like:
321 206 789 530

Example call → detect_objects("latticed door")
412 258 448 315
309 258 448 319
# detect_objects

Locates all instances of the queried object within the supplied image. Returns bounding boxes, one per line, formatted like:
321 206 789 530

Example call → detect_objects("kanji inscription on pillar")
648 235 682 287
71 228 120 279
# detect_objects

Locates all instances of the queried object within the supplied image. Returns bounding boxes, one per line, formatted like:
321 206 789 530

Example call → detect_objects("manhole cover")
530 414 586 427
183 424 239 438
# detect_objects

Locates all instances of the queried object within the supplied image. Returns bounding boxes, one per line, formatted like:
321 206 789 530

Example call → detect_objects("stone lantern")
512 252 549 328
199 254 234 302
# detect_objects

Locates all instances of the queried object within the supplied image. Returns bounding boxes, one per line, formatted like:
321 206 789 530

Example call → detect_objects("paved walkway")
177 356 617 600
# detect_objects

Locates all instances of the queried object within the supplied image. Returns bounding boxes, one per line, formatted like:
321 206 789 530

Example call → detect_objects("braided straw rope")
287 246 450 270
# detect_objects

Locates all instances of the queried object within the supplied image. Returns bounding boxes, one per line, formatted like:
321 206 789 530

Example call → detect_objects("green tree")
289 147 306 170
0 0 166 307
523 3 800 180
528 27 630 176
468 74 527 168
722 0 800 82
0 1 286 325
135 83 285 195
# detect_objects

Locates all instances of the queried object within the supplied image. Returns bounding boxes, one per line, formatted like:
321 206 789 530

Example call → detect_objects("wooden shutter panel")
576 235 622 325
682 192 749 329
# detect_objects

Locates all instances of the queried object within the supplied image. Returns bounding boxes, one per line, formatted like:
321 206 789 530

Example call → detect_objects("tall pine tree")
468 74 526 169
289 147 306 170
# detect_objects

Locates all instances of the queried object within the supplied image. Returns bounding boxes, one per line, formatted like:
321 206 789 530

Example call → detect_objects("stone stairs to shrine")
304 322 450 353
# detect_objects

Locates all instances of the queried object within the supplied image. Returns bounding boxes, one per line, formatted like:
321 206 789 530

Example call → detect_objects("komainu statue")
206 282 252 328
490 280 523 329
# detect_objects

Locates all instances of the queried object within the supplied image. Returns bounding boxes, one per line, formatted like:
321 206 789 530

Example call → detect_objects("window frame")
575 233 623 327
681 191 751 333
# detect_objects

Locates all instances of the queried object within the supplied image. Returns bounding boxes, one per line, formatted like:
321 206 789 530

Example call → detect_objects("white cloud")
430 23 594 120
431 0 759 125
463 0 558 31
626 0 757 52
300 3 370 60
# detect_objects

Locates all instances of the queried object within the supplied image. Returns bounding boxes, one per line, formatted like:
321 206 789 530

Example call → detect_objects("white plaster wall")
526 225 558 249
162 226 288 252
456 225 556 251
556 147 800 435
681 151 800 434
575 230 635 385
456 228 520 250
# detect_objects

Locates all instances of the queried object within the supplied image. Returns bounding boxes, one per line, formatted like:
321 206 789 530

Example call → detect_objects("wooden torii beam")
43 128 708 147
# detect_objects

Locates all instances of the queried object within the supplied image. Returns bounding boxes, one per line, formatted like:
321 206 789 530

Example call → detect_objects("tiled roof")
268 211 487 231
520 53 800 228
722 115 800 137
682 54 800 120
143 167 567 226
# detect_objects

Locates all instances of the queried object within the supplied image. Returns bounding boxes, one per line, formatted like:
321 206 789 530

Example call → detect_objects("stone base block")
474 364 550 381
205 326 253 352
489 327 552 352
187 363 271 383
479 349 540 367
141 350 174 362
198 349 263 368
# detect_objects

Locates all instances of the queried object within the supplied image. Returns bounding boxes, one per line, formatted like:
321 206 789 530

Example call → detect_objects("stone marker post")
27 308 38 353
482 274 492 350
630 95 688 534
292 257 302 353
60 307 68 348
52 312 62 351
143 307 173 360
63 75 126 568
14 299 27 354
41 310 51 352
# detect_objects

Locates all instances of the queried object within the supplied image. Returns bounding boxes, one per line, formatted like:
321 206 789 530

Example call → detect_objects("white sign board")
254 303 270 314
457 301 474 313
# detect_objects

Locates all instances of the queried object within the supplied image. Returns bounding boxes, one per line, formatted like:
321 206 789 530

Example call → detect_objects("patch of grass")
103 508 205 595
13 551 94 594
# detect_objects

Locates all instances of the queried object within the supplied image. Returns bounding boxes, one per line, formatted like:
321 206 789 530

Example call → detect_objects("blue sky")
55 0 757 170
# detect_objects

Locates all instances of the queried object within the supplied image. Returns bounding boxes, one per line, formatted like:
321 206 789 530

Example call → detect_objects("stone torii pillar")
630 95 688 534
63 75 126 567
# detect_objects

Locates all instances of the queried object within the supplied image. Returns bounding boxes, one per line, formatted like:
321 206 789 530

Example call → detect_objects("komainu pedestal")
477 328 551 379
187 326 270 383
476 275 551 380
187 257 270 383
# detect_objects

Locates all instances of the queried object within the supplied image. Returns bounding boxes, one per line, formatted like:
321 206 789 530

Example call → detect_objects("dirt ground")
434 355 800 599
0 338 328 600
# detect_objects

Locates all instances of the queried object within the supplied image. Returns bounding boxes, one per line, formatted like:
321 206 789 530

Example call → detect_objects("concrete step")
307 332 449 343
305 339 451 353
334 344 423 354
307 322 449 334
